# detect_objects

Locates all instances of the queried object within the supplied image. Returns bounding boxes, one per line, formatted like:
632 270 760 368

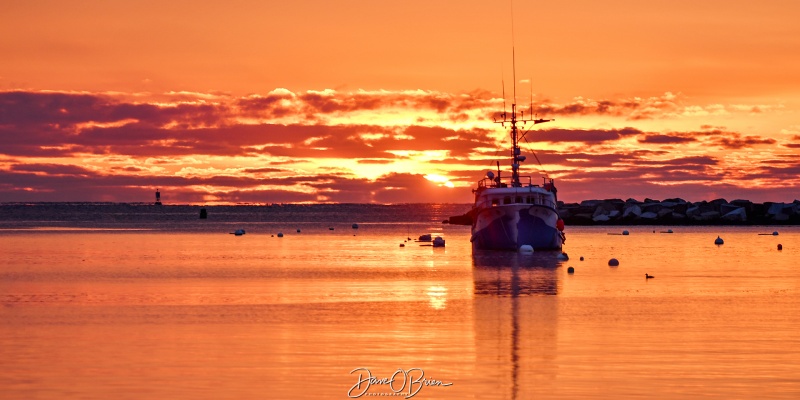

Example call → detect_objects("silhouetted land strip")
1 200 798 227
0 203 470 228
446 198 800 226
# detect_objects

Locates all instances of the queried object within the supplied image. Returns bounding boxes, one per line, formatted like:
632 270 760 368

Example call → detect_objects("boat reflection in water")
473 250 561 296
472 250 561 400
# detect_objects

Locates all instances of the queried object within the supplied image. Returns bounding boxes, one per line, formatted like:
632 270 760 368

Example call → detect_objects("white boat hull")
471 204 562 250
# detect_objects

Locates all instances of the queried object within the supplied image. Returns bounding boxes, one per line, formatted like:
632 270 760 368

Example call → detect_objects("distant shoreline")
2 200 799 226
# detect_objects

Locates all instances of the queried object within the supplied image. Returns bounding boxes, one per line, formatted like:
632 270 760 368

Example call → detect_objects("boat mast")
494 61 535 188
493 3 552 187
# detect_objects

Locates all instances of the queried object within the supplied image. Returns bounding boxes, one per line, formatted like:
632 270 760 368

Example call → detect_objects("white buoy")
519 244 534 253
715 236 724 245
622 230 630 235
557 252 569 260
773 231 779 236
608 258 619 266
277 232 284 237
432 236 445 247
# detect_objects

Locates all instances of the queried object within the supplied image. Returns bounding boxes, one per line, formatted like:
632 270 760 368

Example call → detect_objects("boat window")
503 196 511 205
526 196 533 204
515 196 522 204
491 199 498 207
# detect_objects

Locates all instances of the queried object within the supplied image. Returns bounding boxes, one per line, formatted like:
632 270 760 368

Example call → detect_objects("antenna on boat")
530 80 534 117
493 0 552 188
502 75 507 123
511 0 517 106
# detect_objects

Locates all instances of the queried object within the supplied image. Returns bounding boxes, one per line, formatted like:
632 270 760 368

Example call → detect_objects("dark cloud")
0 90 227 128
242 167 285 174
709 134 777 149
526 128 642 144
637 134 696 144
10 163 95 176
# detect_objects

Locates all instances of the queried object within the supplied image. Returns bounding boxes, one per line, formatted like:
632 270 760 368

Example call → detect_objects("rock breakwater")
445 198 800 225
559 198 800 225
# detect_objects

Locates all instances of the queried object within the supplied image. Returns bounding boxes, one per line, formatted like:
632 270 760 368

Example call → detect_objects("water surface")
1 212 798 399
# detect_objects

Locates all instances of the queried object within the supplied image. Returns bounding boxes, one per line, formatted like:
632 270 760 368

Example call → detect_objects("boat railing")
474 176 558 208
474 192 557 210
477 175 536 189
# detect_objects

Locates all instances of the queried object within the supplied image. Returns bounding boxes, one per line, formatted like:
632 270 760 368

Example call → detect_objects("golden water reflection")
472 250 561 400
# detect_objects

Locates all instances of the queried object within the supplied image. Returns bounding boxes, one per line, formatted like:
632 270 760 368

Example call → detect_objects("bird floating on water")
645 273 654 279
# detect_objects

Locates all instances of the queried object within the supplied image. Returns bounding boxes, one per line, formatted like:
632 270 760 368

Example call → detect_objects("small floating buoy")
579 256 584 261
519 244 534 253
432 236 445 247
400 243 405 247
567 266 575 274
715 236 724 245
277 232 283 237
608 258 619 266
352 223 359 229
645 273 654 279
778 244 782 250
773 231 779 236
622 230 630 236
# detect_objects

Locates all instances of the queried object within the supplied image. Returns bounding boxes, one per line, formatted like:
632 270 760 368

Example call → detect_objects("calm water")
1 205 799 399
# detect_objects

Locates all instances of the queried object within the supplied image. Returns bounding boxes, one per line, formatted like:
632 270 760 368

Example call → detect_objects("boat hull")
471 204 562 250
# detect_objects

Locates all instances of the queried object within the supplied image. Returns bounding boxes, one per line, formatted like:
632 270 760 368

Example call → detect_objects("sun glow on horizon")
424 174 456 188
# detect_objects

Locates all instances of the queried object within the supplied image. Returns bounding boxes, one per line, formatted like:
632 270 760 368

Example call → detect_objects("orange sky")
1 0 799 203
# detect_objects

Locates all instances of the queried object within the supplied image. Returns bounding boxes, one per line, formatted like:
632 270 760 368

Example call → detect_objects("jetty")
446 198 800 225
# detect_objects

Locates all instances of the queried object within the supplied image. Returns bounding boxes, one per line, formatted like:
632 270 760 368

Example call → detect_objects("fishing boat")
469 80 565 251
